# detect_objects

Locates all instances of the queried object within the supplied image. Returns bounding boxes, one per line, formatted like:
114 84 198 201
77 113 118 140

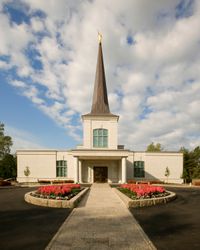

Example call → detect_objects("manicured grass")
118 187 137 199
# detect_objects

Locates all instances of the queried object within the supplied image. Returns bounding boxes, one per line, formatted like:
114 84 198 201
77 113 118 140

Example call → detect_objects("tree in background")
0 123 13 158
24 166 31 183
146 142 163 152
165 166 170 183
24 166 30 177
180 146 200 183
0 122 16 179
192 146 200 178
180 147 191 183
0 154 17 179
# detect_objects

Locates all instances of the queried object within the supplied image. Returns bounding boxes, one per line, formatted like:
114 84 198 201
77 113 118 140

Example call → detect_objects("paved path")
46 184 156 250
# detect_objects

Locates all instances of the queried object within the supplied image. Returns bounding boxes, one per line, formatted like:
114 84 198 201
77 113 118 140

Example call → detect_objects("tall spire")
90 34 110 115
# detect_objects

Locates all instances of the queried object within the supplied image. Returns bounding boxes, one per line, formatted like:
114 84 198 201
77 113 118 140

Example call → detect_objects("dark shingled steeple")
83 35 118 118
90 40 111 115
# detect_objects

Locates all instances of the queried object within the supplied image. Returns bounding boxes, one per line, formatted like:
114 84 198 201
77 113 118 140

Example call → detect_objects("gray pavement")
0 187 72 250
131 187 200 250
46 183 156 250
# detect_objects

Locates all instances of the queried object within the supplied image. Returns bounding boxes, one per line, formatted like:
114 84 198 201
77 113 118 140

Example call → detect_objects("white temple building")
17 39 183 184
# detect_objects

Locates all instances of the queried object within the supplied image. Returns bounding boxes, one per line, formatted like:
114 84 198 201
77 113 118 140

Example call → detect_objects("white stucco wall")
17 149 183 184
17 150 75 183
144 152 183 183
82 115 118 149
17 150 57 182
127 152 183 184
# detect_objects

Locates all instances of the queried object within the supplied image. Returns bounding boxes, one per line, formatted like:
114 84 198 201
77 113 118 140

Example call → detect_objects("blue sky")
0 75 74 149
0 0 200 152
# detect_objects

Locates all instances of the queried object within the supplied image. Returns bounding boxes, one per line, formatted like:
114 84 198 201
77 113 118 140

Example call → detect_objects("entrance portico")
72 150 129 183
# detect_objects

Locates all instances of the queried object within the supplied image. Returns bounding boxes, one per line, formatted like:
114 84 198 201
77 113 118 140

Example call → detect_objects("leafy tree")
165 166 170 183
191 146 200 179
0 154 17 179
0 123 15 179
24 166 31 183
180 147 191 182
24 166 30 177
146 142 163 152
0 122 13 159
180 146 200 182
192 166 200 179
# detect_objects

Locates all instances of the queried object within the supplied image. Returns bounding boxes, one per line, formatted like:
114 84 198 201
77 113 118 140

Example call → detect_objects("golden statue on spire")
98 32 102 43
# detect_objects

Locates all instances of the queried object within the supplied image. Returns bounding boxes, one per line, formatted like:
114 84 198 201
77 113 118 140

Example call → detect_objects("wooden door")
94 167 108 183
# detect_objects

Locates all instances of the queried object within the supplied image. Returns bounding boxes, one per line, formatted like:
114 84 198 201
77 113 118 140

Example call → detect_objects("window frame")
133 161 145 178
56 160 67 177
93 128 108 148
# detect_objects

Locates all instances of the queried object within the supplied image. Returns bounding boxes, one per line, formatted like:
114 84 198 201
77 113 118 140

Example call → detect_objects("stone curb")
156 184 200 188
24 187 89 208
113 188 176 208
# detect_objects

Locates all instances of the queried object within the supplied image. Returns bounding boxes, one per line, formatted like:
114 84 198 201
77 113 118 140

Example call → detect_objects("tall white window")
93 128 108 148
56 160 67 177
134 161 145 178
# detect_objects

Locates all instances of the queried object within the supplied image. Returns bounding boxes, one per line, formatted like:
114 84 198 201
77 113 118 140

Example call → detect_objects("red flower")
36 184 80 197
120 183 165 198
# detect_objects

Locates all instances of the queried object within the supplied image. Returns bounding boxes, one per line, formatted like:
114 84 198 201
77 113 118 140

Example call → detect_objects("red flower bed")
119 184 166 199
34 184 81 199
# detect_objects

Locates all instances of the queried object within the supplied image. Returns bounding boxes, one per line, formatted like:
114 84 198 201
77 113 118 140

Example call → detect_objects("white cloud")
31 17 44 32
9 80 26 88
1 0 200 151
0 12 32 54
0 60 11 69
5 126 46 153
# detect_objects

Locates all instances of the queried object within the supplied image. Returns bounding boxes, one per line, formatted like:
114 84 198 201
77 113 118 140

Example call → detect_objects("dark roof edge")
82 113 119 119
71 149 130 152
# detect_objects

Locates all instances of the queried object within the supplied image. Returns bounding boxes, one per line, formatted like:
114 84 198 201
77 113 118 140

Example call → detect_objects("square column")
74 157 79 183
121 157 127 183
79 160 82 183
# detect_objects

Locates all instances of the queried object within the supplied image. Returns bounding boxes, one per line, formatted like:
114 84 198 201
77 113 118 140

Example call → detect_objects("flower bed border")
113 187 176 208
24 187 89 208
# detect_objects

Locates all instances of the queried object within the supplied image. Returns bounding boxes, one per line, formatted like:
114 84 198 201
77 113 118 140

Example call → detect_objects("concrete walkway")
46 184 156 250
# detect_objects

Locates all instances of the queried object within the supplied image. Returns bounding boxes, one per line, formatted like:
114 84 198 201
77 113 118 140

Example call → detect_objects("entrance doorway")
93 167 108 183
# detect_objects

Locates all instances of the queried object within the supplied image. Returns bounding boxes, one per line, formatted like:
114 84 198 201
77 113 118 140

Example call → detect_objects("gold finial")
98 32 102 43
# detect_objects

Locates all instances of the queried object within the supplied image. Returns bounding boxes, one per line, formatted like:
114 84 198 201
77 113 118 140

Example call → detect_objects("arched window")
93 128 108 148
134 161 145 178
